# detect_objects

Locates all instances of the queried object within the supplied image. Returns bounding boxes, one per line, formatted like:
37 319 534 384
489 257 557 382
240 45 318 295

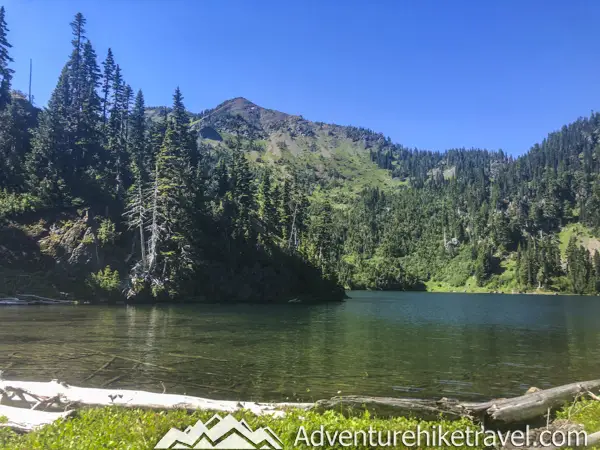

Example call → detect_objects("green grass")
557 399 600 449
426 253 556 295
0 408 476 450
559 223 600 257
557 399 600 431
2 400 599 449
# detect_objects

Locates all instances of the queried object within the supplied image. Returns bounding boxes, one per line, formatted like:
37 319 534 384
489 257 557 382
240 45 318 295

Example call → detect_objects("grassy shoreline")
1 401 599 449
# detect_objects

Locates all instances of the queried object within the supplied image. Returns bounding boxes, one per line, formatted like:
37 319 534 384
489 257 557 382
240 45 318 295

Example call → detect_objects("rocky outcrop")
39 210 102 274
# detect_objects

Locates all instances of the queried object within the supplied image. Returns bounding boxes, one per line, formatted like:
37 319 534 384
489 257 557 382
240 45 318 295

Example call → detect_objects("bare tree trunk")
288 203 298 250
138 184 147 269
147 163 160 272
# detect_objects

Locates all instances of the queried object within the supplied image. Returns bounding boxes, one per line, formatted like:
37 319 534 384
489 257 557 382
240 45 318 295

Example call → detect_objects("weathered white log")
0 380 312 418
473 379 600 424
0 404 74 432
315 380 600 424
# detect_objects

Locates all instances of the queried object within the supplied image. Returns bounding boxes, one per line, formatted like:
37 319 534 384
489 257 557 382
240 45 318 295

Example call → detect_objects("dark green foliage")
128 90 149 180
230 137 254 241
257 169 277 234
474 243 493 286
101 48 115 125
566 236 596 294
26 67 72 203
0 93 36 189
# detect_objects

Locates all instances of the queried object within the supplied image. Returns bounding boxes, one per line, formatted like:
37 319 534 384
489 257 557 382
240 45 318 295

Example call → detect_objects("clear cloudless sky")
3 0 600 154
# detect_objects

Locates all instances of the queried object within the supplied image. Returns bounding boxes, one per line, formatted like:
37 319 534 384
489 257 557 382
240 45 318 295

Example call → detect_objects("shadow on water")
1 291 600 403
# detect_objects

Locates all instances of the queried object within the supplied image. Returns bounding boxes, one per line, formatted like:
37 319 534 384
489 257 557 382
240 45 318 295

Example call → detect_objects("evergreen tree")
567 243 590 294
107 65 129 197
26 67 71 203
0 93 34 189
67 13 86 121
257 170 277 233
490 211 511 250
170 87 195 167
128 90 149 180
279 178 292 240
515 243 523 285
78 40 103 178
125 92 149 277
306 198 337 277
230 138 253 241
214 158 229 198
271 183 282 236
474 243 492 286
144 125 193 297
148 107 168 158
0 6 14 110
101 48 115 125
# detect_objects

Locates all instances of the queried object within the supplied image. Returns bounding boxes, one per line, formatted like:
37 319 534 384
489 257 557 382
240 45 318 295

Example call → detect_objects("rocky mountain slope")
184 97 401 194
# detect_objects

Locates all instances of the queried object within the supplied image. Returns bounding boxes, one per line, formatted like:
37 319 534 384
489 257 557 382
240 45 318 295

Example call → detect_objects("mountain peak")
214 96 284 117
225 96 257 107
198 96 294 140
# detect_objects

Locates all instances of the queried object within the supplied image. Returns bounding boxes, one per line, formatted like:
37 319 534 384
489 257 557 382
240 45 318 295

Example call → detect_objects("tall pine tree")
101 48 115 126
0 6 13 111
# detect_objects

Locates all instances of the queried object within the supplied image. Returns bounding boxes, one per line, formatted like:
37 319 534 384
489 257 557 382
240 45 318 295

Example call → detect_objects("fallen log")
0 405 74 432
0 298 25 305
470 379 600 425
16 295 75 304
315 379 600 424
1 378 599 433
314 396 466 421
0 379 312 418
0 295 76 306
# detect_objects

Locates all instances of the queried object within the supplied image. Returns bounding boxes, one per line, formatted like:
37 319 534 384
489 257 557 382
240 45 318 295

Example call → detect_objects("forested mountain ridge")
178 94 600 295
0 9 598 301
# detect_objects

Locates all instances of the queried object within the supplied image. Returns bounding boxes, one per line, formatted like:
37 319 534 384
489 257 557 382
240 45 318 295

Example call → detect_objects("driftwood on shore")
316 379 600 425
0 405 74 433
0 294 75 305
0 379 312 422
466 379 600 424
1 378 599 435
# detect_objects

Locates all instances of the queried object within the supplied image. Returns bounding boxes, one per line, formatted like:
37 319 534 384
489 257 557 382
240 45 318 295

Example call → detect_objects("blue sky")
3 0 600 154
